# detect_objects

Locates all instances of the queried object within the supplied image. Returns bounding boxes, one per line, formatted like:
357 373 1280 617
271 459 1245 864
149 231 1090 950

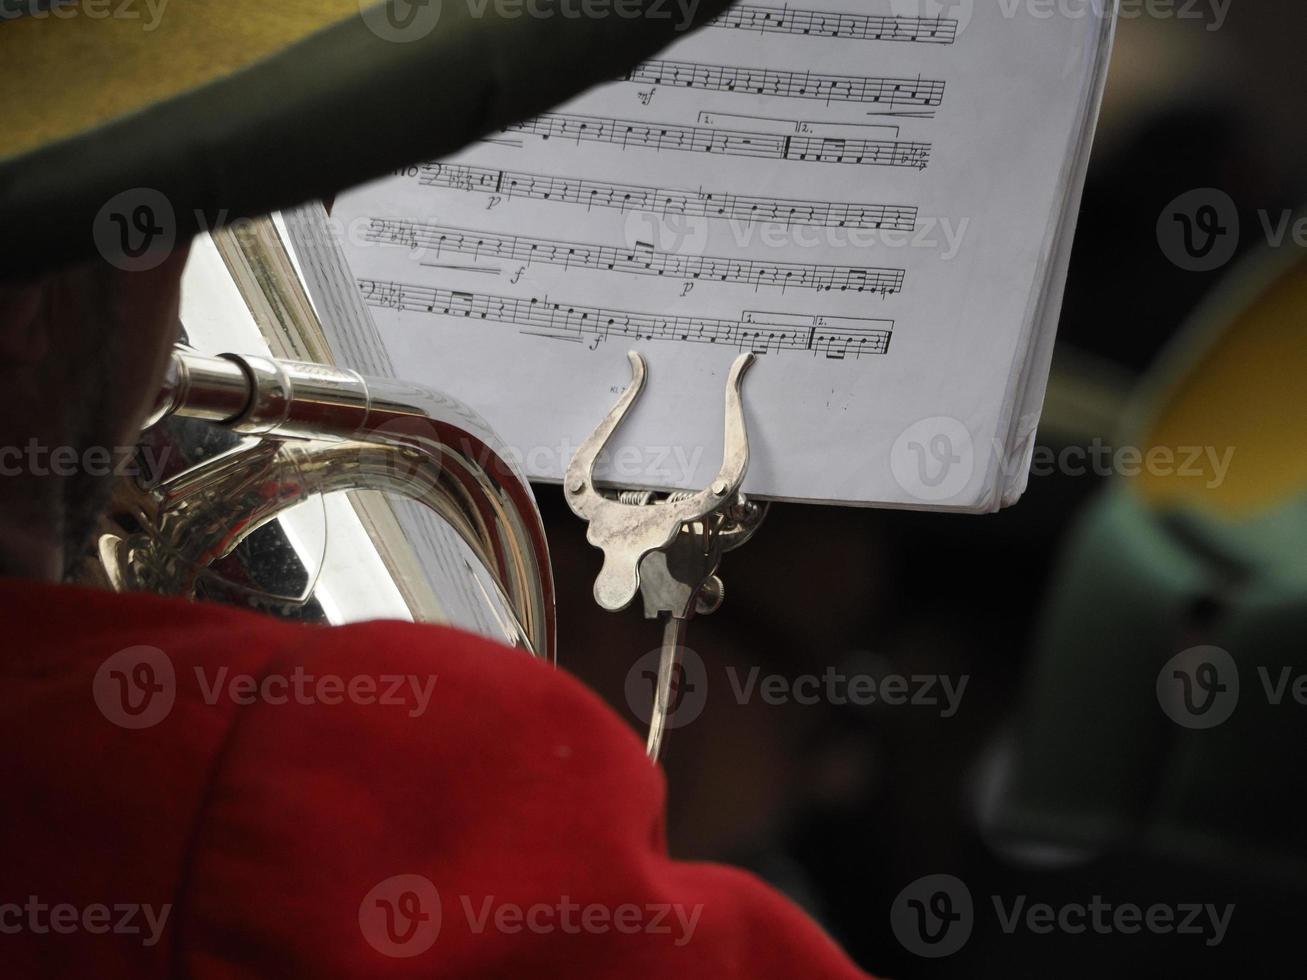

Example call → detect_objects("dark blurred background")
535 5 1307 976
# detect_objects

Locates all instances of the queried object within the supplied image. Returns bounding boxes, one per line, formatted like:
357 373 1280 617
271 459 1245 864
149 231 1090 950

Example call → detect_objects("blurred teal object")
993 245 1307 884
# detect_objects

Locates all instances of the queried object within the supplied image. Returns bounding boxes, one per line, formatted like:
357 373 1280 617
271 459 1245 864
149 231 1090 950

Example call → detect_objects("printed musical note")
711 4 958 45
363 218 905 295
627 60 946 111
321 0 1118 506
358 278 894 358
416 163 917 232
506 113 932 170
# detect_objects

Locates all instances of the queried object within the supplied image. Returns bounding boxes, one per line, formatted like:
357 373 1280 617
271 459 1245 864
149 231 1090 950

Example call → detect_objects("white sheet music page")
322 1 1116 510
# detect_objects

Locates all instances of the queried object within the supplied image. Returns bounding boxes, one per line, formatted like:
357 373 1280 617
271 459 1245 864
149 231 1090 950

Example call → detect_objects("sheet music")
318 1 1116 509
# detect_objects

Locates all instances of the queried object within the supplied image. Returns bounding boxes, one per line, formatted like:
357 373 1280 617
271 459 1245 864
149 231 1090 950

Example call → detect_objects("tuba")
80 218 555 662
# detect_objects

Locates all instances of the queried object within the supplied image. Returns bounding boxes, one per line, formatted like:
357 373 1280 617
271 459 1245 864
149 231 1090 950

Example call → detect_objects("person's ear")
0 278 48 364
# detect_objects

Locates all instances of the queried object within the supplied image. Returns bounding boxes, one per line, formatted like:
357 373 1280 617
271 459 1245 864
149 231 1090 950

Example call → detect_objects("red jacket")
0 579 868 978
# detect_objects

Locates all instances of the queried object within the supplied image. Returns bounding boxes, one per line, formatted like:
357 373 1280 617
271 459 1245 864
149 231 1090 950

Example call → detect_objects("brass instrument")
82 222 554 662
82 217 758 759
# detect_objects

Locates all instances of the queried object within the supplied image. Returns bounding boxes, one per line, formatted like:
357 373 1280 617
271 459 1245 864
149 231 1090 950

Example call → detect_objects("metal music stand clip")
565 351 767 760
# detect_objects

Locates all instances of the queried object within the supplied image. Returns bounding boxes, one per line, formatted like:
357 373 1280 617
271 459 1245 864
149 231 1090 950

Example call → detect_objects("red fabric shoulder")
0 581 869 978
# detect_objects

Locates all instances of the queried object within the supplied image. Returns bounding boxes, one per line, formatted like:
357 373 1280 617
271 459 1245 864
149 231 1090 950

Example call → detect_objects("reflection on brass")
83 347 555 661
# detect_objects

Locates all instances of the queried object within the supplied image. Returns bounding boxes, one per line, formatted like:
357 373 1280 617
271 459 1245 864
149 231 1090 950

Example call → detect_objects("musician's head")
0 247 190 581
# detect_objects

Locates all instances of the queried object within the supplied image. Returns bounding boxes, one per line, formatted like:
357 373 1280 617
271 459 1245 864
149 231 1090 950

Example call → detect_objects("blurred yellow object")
3 1 359 162
1130 250 1307 517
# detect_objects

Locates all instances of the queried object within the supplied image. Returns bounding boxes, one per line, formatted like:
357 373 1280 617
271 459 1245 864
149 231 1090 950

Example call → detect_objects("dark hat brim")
0 0 732 280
